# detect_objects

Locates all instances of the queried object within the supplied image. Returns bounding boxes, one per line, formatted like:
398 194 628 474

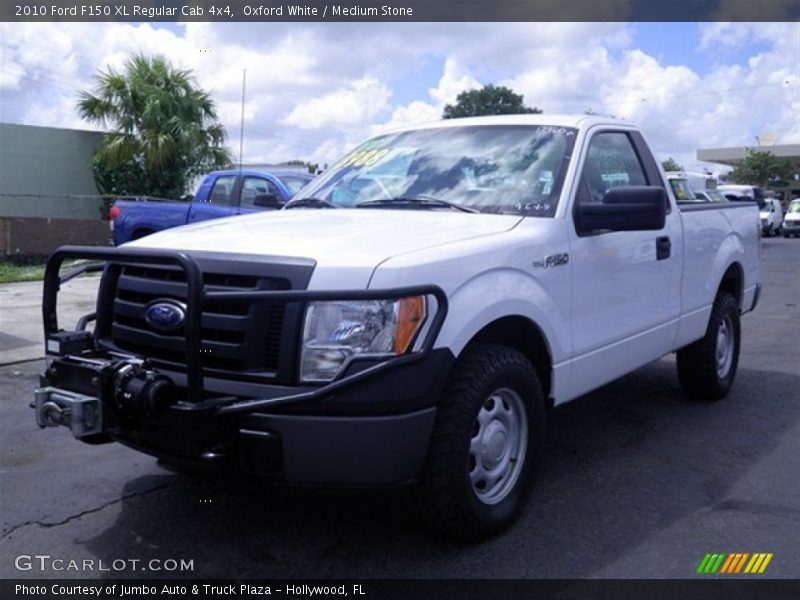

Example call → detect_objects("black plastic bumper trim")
242 407 438 484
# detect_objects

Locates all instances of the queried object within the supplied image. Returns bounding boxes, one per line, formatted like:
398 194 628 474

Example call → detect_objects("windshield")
789 200 800 214
280 175 313 196
292 125 577 217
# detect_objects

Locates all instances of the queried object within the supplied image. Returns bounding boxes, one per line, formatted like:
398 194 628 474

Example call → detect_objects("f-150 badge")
532 253 570 269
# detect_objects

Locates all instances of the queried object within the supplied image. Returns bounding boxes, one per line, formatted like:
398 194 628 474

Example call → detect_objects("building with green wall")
0 122 108 255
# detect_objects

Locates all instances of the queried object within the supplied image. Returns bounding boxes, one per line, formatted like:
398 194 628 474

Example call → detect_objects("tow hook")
39 401 70 427
34 388 103 438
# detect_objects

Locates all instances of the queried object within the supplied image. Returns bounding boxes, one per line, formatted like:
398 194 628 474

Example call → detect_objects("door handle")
656 236 671 261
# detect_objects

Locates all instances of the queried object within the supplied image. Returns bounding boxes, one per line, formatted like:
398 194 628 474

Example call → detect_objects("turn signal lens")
394 296 426 353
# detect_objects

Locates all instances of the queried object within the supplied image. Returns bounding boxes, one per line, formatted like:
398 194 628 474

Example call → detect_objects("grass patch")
0 262 47 283
0 257 92 284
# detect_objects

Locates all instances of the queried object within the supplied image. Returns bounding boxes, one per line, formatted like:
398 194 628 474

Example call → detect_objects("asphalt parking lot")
0 237 798 580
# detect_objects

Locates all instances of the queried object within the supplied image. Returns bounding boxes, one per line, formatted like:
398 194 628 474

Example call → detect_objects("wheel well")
468 316 552 400
131 228 154 240
719 263 743 309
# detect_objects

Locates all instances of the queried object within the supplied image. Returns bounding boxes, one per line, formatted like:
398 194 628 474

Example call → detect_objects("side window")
240 177 280 208
577 132 647 205
208 175 236 206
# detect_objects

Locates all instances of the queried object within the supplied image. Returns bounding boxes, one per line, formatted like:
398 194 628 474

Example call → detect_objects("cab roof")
383 114 627 135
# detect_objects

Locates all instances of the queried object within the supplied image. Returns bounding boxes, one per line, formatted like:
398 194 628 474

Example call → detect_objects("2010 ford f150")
35 115 760 539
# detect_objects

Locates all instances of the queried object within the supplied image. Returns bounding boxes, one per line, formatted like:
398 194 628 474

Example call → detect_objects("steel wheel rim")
716 315 734 379
469 387 528 505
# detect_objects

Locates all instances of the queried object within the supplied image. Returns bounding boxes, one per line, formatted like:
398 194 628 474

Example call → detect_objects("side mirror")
577 186 667 234
253 193 284 209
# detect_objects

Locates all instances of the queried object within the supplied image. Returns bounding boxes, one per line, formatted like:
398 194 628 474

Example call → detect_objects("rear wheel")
676 292 740 401
419 344 545 540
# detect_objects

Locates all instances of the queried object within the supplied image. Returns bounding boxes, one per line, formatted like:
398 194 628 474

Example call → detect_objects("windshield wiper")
355 196 479 213
283 197 338 209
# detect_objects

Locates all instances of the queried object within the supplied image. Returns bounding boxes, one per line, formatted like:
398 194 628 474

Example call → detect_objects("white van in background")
759 198 784 236
782 199 800 238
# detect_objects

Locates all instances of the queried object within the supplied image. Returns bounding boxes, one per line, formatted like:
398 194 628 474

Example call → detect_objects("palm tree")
78 54 233 198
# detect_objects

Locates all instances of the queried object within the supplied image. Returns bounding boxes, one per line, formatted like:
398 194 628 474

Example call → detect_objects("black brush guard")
43 245 448 416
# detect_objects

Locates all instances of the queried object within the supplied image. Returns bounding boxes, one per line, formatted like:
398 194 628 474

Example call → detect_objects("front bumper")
38 348 453 485
36 245 452 486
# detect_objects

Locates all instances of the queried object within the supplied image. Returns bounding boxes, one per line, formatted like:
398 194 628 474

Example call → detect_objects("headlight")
300 296 426 382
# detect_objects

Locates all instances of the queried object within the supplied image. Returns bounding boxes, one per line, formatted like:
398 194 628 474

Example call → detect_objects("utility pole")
238 69 246 172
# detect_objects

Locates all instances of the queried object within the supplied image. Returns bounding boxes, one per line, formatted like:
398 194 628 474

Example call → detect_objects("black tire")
419 343 545 540
676 292 740 401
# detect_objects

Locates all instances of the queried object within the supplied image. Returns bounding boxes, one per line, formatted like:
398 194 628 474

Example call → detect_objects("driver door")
565 129 682 399
188 174 237 223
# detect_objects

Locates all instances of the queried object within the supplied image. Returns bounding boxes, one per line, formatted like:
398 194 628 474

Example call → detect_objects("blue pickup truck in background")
109 169 313 245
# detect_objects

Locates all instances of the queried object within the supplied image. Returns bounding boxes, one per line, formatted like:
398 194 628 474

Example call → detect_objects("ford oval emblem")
144 300 187 332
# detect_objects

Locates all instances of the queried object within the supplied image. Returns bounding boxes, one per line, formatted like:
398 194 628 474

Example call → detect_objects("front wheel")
419 344 545 540
676 292 741 401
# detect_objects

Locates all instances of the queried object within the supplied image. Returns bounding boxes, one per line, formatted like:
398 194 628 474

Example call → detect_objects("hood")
129 208 522 272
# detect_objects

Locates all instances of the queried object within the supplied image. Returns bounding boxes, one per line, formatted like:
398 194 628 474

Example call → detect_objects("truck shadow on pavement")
82 362 800 579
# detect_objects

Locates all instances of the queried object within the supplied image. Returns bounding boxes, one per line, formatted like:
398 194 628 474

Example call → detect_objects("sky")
0 21 798 175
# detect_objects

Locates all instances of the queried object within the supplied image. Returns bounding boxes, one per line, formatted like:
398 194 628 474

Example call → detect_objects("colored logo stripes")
697 552 773 574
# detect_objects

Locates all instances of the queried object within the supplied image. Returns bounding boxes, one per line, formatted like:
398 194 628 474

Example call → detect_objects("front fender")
438 267 568 363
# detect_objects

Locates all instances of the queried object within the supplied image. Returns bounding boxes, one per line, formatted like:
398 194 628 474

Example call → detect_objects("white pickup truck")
35 115 760 539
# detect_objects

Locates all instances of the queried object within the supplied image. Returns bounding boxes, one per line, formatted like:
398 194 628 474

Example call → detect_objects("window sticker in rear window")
670 178 693 201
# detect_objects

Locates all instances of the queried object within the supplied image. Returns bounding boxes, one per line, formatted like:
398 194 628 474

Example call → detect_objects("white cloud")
373 59 481 135
281 77 391 130
429 59 482 106
0 21 797 171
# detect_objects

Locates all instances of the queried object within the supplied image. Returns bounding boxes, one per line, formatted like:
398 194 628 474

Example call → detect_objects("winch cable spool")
113 360 175 418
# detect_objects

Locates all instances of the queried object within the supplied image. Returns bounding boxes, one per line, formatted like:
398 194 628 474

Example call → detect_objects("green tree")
726 150 794 188
280 159 319 175
661 157 683 172
442 84 542 119
78 54 233 198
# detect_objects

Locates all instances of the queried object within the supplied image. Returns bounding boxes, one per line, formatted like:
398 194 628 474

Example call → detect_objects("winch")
35 354 175 439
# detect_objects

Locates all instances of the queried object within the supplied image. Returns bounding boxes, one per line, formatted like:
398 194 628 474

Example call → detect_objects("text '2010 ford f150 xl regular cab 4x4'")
35 116 760 539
